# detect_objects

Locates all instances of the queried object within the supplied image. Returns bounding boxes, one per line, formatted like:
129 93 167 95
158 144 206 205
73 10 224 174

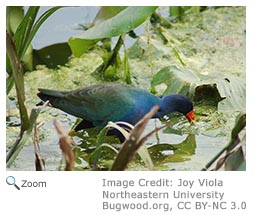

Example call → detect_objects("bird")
37 83 194 139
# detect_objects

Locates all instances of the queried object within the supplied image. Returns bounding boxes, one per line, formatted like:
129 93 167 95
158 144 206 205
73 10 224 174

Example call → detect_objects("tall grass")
6 6 63 166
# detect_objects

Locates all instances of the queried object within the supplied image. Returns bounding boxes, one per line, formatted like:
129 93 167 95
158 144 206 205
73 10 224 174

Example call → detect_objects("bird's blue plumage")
37 83 194 132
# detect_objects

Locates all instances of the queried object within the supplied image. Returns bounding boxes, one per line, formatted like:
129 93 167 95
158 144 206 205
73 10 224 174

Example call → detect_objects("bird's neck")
154 95 176 118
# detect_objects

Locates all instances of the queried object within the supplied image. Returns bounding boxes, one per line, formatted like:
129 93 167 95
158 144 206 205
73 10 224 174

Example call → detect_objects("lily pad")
92 6 127 25
33 43 72 68
149 134 196 165
68 6 158 57
151 65 245 112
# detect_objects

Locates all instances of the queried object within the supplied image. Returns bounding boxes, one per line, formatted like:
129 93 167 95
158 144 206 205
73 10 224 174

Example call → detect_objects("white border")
1 1 253 214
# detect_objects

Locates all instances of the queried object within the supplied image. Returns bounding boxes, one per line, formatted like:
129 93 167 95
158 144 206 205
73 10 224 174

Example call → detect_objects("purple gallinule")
37 83 194 138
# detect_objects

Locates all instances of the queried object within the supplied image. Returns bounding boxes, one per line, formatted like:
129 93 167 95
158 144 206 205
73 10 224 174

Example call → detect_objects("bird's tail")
37 88 65 103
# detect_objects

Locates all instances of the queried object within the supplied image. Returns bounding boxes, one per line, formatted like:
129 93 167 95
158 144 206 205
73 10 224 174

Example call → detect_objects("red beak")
185 109 195 123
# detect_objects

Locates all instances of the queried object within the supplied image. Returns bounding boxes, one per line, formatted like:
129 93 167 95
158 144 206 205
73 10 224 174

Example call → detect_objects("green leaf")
6 6 24 35
151 65 199 97
26 7 63 59
11 6 63 63
19 6 63 61
151 65 245 111
22 44 33 71
68 6 158 57
216 76 246 111
34 43 72 68
149 134 196 164
13 6 40 58
92 6 127 25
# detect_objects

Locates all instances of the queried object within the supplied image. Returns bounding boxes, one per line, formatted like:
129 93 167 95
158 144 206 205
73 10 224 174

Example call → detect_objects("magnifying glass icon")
6 176 20 190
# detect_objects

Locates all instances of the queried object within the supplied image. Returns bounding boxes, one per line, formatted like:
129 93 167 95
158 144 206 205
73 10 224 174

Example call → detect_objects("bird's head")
158 94 195 123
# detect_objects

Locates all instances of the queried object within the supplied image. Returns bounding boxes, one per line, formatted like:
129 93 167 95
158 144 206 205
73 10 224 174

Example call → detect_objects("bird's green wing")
61 83 136 126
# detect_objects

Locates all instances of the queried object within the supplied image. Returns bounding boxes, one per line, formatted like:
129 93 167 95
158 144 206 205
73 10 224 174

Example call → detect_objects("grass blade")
6 104 44 167
13 6 39 58
54 120 76 171
22 6 63 60
6 32 29 131
33 123 46 171
110 106 159 171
